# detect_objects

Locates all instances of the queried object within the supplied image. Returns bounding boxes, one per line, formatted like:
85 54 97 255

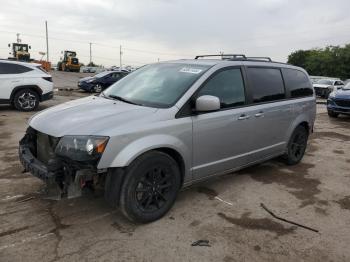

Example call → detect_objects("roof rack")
246 57 272 62
195 54 247 60
194 54 273 62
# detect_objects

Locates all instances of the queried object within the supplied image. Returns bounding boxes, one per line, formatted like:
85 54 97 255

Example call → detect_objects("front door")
192 67 254 180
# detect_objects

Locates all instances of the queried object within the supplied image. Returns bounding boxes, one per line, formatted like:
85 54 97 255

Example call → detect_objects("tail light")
43 77 52 82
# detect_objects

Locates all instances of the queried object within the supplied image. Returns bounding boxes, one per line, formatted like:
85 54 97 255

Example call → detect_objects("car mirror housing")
195 95 220 112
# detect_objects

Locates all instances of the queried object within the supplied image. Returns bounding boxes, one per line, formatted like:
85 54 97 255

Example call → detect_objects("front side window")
335 81 343 86
103 63 211 108
197 68 245 108
0 63 33 74
247 67 285 103
111 73 121 79
282 68 313 98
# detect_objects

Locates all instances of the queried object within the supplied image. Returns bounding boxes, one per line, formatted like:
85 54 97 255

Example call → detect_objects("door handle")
255 112 264 117
238 114 250 120
11 80 20 83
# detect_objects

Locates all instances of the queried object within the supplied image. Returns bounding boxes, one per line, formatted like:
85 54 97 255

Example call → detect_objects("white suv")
0 60 54 111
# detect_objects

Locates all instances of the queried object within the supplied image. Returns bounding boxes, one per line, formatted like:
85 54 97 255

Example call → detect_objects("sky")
0 0 349 67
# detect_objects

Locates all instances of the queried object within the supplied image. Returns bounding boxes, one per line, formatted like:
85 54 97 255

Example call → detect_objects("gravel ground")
0 73 350 261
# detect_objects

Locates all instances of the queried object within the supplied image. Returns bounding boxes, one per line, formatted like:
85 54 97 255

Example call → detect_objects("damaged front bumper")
19 128 103 200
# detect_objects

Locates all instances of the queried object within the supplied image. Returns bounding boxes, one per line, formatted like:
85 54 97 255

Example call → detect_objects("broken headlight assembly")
55 136 109 162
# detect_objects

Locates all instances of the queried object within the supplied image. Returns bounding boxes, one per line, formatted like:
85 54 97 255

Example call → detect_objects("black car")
78 70 129 92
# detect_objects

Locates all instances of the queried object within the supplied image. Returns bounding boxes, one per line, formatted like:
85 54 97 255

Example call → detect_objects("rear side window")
197 68 245 108
247 67 285 103
282 69 313 98
0 63 33 74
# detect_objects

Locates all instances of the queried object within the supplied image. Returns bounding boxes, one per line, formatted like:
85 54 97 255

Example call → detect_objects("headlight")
328 91 336 99
55 136 109 162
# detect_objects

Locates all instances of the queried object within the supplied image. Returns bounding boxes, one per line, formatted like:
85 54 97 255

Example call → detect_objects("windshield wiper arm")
108 94 140 105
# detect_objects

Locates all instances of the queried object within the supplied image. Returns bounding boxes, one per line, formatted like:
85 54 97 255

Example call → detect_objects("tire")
119 151 181 223
328 110 339 118
13 89 39 112
93 84 102 93
284 125 308 165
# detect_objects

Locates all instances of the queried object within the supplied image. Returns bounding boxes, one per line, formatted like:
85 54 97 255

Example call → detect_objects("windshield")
103 63 211 108
317 79 333 85
94 71 110 78
344 83 350 90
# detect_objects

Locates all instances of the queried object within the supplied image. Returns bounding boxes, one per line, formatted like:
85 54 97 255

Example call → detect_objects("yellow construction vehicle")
7 34 51 71
57 50 81 72
8 42 31 62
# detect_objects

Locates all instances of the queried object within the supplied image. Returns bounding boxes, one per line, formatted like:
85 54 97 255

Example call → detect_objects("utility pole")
45 21 49 62
89 42 92 65
120 45 122 68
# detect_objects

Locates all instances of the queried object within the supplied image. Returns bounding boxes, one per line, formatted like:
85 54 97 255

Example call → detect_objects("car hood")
79 76 95 82
334 89 350 99
29 96 158 137
313 84 332 88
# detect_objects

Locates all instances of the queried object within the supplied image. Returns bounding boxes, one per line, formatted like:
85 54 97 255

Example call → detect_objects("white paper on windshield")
179 67 203 74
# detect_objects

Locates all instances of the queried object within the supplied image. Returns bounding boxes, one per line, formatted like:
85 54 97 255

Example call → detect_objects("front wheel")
328 110 339 118
13 89 39 111
119 151 181 223
284 125 308 165
93 84 102 93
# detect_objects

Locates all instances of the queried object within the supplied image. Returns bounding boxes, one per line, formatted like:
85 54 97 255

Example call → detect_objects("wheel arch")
99 135 191 185
285 116 312 150
154 147 186 186
10 85 43 102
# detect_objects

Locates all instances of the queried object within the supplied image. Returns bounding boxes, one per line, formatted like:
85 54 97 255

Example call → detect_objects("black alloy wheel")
284 125 308 165
119 151 181 223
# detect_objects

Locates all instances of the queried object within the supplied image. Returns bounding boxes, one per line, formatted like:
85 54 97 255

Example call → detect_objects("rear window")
0 63 33 74
282 69 313 98
247 67 285 103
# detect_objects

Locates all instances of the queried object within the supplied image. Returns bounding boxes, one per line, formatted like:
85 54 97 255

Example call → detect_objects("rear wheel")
284 125 308 165
13 89 39 111
119 151 181 223
328 110 339 118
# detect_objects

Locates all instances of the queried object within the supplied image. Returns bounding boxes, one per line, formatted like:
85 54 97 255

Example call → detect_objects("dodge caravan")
19 55 316 223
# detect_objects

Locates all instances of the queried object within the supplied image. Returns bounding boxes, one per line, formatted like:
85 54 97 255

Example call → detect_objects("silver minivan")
19 55 316 223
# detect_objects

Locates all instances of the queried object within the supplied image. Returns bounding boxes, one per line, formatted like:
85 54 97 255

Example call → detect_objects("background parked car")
313 79 344 98
78 70 129 92
327 83 350 117
82 67 97 73
0 60 53 111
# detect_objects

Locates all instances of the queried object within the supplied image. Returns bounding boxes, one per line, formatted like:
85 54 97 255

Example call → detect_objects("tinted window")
111 73 121 79
247 68 285 103
0 63 33 74
282 69 313 98
197 68 245 108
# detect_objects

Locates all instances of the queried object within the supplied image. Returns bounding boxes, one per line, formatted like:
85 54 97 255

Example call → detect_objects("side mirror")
8 44 10 47
195 95 220 112
29 46 31 49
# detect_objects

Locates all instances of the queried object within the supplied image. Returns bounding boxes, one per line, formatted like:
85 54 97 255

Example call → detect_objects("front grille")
36 132 57 164
335 99 350 107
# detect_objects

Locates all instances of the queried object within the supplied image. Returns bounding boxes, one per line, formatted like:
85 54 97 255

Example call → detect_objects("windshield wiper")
108 94 141 106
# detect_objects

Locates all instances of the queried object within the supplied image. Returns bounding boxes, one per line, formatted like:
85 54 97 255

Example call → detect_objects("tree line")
287 45 350 80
